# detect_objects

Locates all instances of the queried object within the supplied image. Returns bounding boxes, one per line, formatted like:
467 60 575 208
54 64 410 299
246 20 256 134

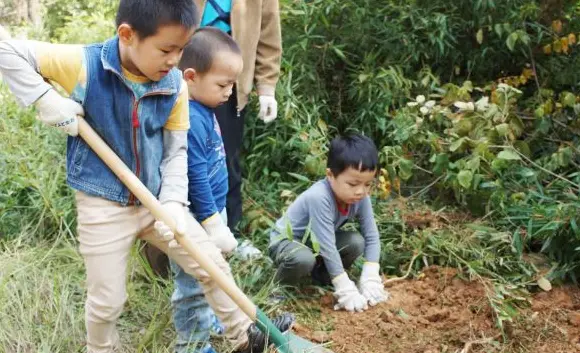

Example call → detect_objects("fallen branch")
384 251 421 284
459 333 502 353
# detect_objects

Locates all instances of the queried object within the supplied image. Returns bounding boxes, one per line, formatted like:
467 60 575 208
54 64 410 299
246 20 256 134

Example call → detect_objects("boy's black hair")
327 133 379 176
178 27 241 73
116 0 198 39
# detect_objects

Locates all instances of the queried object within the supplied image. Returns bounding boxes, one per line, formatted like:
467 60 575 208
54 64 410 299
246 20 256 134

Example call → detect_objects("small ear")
325 168 333 179
182 68 198 82
117 24 135 45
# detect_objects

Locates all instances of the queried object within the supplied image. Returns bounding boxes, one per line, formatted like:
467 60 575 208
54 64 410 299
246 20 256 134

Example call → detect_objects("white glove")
34 89 83 136
258 95 278 123
154 201 187 248
359 262 389 306
332 273 368 312
202 213 238 254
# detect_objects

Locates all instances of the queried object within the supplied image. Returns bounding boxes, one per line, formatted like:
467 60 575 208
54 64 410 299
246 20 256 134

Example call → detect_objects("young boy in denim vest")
269 134 390 312
0 1 281 352
169 27 294 353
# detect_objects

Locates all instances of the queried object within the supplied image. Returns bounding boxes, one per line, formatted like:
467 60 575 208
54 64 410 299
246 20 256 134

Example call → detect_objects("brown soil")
292 266 580 353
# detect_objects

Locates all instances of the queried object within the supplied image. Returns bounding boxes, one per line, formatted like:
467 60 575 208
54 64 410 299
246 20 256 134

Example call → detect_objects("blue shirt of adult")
201 0 232 33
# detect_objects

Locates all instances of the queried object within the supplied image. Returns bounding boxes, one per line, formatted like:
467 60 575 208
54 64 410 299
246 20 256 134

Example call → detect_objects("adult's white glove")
154 201 187 248
332 273 368 312
258 95 278 123
34 89 83 136
359 262 389 306
202 213 238 254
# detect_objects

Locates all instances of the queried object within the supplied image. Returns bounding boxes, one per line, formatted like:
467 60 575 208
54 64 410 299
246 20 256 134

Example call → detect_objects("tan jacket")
193 0 282 110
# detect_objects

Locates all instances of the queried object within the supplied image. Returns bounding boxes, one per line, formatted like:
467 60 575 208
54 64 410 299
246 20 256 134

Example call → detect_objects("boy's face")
327 167 376 205
118 24 195 81
184 51 244 108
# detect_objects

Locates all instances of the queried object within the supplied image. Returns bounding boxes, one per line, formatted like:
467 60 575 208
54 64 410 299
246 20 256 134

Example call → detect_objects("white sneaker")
234 240 263 260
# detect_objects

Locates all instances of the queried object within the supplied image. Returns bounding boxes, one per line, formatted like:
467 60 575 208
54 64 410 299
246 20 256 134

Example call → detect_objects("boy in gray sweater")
269 133 389 312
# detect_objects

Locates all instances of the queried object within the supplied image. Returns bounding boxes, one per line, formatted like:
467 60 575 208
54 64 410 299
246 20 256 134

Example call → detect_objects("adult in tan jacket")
142 1 285 353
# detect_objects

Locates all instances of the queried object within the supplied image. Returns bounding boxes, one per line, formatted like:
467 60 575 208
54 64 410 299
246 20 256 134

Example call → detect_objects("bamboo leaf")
497 149 521 161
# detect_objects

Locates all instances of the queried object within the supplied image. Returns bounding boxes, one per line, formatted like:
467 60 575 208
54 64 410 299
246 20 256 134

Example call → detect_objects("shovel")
76 117 334 353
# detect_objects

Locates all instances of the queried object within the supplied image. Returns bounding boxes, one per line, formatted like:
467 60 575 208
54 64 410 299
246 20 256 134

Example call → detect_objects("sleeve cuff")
256 83 276 97
332 272 347 282
363 262 380 267
201 212 220 225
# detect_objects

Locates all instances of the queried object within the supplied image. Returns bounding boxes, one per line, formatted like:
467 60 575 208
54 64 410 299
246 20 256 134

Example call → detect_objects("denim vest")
66 36 182 205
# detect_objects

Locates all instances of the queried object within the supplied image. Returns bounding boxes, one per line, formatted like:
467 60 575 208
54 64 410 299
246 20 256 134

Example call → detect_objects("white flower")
497 83 522 94
407 95 437 115
475 97 489 112
453 101 475 112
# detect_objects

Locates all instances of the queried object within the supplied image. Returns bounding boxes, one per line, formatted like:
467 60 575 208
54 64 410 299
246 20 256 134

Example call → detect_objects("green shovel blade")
284 332 335 353
256 309 335 353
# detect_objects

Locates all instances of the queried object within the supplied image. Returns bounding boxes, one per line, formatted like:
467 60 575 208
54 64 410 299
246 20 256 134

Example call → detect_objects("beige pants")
76 191 251 353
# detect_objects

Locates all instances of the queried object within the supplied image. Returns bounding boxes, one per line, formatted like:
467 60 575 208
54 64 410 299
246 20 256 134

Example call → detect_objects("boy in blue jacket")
171 27 294 353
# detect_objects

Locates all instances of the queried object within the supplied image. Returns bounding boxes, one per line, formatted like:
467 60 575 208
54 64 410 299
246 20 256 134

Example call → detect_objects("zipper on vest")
128 98 141 205
125 90 175 205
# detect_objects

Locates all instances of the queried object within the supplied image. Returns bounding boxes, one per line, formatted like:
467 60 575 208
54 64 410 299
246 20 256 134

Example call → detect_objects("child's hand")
154 201 187 247
258 95 278 123
358 262 390 306
332 273 368 312
34 89 84 136
202 213 238 253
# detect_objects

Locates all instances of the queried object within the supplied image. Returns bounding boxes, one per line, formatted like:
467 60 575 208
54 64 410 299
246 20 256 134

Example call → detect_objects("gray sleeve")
357 196 381 262
309 193 346 279
0 40 52 106
158 129 189 205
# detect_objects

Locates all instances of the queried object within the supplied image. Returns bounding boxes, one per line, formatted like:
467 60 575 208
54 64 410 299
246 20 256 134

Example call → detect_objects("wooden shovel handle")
77 117 257 319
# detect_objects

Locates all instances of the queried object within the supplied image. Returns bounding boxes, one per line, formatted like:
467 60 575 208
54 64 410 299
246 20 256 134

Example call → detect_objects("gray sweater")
270 178 380 277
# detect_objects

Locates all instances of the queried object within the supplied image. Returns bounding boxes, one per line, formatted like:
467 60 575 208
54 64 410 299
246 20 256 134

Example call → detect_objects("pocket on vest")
69 139 89 177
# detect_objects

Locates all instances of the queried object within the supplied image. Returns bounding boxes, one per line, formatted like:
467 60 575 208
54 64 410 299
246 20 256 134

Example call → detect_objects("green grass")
0 236 176 353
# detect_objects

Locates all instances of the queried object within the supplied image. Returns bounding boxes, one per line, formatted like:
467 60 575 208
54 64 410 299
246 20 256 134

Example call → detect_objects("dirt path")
292 266 580 353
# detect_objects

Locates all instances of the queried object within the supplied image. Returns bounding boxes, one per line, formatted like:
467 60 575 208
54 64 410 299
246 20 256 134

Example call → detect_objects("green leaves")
398 158 414 181
476 28 484 44
506 32 518 51
505 30 530 52
497 149 521 161
457 170 473 189
450 137 467 152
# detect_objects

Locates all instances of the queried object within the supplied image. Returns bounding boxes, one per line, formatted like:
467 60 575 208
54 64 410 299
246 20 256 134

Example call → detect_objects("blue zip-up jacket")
67 36 182 204
187 100 228 221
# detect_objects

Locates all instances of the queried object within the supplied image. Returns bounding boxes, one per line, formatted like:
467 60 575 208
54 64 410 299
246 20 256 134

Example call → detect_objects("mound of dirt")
293 266 580 353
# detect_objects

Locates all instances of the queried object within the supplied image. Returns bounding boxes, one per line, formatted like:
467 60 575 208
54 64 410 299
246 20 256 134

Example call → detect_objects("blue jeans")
171 210 227 353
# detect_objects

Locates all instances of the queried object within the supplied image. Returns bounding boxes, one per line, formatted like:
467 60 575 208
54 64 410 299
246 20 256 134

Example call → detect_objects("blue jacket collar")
189 99 214 116
100 36 179 95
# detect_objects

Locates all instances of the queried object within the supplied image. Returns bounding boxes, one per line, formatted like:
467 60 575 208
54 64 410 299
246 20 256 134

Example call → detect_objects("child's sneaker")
200 345 219 353
210 312 225 336
234 313 296 353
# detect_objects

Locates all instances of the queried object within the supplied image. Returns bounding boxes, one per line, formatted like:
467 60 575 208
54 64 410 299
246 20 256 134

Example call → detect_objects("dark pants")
268 230 365 286
214 89 245 236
